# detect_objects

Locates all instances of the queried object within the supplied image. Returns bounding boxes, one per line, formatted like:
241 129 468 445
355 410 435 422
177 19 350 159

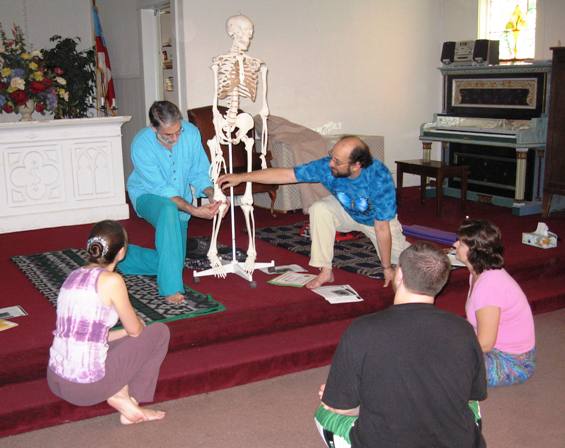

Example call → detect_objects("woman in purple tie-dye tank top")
47 220 170 425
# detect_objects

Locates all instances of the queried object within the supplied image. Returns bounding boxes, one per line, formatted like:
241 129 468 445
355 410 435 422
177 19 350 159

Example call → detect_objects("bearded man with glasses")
219 135 409 288
120 101 224 304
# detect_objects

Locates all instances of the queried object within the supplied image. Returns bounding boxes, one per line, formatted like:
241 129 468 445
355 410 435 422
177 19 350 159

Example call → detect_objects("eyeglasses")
328 150 350 166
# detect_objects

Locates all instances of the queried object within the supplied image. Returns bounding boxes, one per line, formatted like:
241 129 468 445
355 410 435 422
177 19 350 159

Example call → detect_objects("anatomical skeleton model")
194 15 273 284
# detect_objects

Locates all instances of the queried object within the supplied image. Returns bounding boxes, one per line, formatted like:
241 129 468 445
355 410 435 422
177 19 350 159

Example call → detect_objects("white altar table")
0 116 131 234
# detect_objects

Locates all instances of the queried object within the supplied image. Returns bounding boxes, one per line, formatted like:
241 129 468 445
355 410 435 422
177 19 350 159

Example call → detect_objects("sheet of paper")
0 318 19 332
0 305 28 319
446 250 466 267
259 264 308 275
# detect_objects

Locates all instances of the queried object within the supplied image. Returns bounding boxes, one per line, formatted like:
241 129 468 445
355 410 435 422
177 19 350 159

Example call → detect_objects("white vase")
17 99 35 121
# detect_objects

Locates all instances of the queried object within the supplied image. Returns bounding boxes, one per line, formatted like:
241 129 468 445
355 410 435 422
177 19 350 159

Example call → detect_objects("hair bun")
87 236 109 259
88 242 103 259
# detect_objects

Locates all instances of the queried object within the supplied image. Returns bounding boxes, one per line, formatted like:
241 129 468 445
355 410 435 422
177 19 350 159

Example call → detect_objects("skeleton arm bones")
218 167 297 190
259 64 269 169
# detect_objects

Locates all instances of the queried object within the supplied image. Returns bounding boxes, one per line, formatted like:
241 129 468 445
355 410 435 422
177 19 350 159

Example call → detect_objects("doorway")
140 1 186 124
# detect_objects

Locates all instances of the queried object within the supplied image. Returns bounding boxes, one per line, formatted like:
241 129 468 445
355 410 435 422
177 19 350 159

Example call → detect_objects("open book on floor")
267 271 317 287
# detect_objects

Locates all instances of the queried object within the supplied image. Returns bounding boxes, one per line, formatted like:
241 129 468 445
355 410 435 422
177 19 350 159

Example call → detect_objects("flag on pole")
91 1 117 115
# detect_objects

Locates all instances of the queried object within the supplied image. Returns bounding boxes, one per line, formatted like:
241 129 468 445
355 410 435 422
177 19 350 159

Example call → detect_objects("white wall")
2 0 564 181
537 0 565 59
0 0 92 49
0 0 93 123
181 0 449 173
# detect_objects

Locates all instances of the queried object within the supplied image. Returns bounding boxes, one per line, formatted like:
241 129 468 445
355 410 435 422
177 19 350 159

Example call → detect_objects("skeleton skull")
226 15 254 51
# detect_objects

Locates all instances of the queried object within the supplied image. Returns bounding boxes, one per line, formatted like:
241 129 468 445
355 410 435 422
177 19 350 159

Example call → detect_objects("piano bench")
395 159 470 217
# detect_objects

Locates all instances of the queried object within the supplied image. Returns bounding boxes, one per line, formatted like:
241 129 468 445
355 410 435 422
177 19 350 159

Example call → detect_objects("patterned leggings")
485 347 536 387
314 403 482 448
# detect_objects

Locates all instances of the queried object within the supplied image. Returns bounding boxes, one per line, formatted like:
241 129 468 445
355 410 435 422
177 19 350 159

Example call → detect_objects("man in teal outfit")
120 101 222 304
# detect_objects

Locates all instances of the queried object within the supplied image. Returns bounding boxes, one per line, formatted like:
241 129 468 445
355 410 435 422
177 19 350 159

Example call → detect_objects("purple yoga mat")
402 225 457 246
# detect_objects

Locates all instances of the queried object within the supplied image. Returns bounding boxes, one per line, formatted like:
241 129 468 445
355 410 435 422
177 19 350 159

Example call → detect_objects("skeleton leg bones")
240 133 257 274
206 137 229 277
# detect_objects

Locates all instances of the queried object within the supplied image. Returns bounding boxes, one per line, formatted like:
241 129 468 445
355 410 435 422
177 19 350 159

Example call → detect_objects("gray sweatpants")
47 322 170 406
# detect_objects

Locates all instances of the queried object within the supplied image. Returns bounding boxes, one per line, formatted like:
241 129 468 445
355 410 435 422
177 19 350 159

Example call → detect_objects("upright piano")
420 61 552 215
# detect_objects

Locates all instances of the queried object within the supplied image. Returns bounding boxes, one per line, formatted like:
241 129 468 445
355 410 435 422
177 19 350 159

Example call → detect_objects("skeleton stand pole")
193 140 273 287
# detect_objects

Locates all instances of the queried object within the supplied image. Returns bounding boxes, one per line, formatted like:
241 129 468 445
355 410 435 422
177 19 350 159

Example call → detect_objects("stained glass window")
478 0 536 61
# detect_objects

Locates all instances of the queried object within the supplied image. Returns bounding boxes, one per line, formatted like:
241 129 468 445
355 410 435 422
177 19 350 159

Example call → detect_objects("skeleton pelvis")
216 111 254 144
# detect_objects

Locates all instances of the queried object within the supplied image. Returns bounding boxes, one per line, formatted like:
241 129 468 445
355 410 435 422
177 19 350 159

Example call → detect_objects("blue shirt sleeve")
127 121 212 215
294 157 331 183
370 162 397 221
130 129 180 199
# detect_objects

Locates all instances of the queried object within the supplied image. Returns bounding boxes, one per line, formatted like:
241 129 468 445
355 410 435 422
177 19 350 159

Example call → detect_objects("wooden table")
395 159 470 216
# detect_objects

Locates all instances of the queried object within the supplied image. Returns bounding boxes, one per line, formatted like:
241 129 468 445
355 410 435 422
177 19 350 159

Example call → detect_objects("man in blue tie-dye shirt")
218 135 409 288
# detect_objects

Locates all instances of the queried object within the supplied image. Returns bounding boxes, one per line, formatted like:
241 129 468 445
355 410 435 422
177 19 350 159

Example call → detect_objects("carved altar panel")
5 144 64 206
72 142 114 198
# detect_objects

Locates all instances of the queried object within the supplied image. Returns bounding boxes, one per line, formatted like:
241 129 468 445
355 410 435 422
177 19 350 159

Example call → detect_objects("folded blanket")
255 114 330 213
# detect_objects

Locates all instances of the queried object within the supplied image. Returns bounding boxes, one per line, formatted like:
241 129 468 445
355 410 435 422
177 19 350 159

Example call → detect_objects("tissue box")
521 231 558 249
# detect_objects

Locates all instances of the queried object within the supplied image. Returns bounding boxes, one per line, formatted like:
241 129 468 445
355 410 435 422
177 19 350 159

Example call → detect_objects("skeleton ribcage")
216 55 261 102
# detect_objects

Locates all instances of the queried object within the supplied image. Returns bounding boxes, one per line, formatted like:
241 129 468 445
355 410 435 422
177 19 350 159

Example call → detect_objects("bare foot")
109 394 166 425
306 268 334 289
107 393 145 424
120 406 166 425
165 292 185 304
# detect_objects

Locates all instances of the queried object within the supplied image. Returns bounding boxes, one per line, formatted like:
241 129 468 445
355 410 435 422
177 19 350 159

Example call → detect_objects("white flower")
30 49 42 58
55 76 67 85
10 77 26 90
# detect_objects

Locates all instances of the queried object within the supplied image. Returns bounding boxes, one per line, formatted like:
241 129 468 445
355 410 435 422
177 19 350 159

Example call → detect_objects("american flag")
92 1 117 114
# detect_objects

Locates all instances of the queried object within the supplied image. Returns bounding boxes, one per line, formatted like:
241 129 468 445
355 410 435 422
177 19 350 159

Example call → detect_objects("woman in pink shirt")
454 219 535 387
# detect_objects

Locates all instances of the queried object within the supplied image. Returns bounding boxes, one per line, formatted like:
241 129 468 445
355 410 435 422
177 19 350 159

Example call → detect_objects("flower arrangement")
0 24 68 117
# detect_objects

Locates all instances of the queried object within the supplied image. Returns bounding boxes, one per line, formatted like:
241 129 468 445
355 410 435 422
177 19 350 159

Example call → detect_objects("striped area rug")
12 247 225 324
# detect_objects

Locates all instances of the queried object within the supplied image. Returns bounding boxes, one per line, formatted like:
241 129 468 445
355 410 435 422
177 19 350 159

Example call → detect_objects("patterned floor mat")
12 247 225 325
185 236 247 271
255 222 385 280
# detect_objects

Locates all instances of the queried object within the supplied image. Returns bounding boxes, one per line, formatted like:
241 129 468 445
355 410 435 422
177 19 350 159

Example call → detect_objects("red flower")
10 90 28 106
42 78 52 88
0 82 8 90
30 81 48 94
54 67 64 75
35 102 46 113
3 103 14 113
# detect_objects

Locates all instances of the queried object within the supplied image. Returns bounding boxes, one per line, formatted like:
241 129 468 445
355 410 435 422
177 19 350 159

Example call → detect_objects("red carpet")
1 188 564 437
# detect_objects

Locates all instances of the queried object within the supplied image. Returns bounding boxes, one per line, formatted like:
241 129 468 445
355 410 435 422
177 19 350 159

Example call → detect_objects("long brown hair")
456 219 504 274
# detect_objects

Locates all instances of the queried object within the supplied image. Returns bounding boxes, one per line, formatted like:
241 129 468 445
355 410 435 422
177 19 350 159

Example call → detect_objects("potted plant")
43 35 95 119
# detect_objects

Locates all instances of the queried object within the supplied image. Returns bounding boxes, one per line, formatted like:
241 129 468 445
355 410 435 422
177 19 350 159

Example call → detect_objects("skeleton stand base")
192 182 274 287
193 258 274 287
